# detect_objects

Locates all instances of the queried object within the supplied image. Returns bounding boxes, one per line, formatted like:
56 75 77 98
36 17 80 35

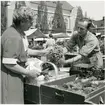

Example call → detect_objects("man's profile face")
77 26 87 37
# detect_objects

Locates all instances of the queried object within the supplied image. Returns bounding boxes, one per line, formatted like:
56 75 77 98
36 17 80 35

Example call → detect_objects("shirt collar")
84 31 90 40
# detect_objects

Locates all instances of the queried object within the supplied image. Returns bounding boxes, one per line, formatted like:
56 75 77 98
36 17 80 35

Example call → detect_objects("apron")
1 64 24 104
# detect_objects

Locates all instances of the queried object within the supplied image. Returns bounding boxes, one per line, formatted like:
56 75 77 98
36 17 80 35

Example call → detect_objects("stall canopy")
45 33 71 38
24 28 48 38
53 33 71 38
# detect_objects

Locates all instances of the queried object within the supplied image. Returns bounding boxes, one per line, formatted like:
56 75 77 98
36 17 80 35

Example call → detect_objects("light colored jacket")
66 31 103 69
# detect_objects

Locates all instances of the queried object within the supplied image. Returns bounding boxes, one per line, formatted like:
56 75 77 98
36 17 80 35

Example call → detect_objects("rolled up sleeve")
65 34 76 52
79 39 97 57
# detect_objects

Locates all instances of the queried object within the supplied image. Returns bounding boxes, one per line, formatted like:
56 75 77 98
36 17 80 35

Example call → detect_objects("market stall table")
24 70 70 104
24 74 105 104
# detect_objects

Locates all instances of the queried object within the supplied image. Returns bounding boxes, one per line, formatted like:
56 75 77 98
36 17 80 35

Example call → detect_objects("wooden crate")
24 72 69 104
40 75 105 104
24 75 85 104
40 75 85 104
24 84 41 104
85 86 105 104
24 75 105 104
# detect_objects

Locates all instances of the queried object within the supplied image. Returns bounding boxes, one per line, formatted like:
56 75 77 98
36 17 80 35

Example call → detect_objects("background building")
22 1 74 33
92 17 105 35
1 1 82 34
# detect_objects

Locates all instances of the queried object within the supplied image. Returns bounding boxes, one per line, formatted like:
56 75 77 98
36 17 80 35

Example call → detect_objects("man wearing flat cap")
61 21 103 70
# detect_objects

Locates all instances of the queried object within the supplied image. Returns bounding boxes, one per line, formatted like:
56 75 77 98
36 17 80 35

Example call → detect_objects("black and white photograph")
0 0 105 104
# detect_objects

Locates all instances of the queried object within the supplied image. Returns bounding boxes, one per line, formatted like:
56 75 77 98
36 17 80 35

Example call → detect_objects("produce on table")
62 76 104 97
41 62 54 72
25 58 51 82
49 76 105 97
70 65 104 80
26 45 65 82
46 44 64 67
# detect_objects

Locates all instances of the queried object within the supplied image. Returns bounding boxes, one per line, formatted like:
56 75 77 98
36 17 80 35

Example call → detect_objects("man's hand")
63 47 68 54
59 57 66 67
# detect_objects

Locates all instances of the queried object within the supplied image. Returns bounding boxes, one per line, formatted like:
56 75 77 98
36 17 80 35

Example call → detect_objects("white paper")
2 58 17 64
26 58 44 72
